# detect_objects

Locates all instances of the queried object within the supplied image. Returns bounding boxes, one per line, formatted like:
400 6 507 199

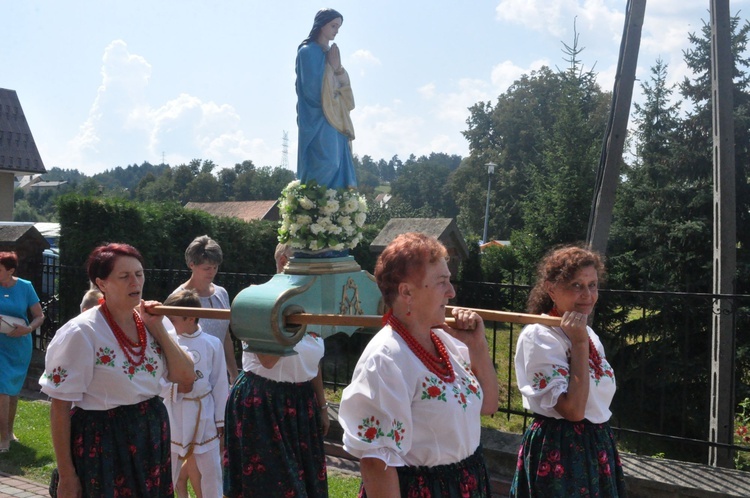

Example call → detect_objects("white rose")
343 198 359 213
297 214 312 226
355 212 366 227
310 223 324 235
299 196 315 210
331 242 345 251
320 200 340 216
318 217 333 228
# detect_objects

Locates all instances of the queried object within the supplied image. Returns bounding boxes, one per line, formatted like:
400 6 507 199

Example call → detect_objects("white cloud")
418 83 436 99
65 40 280 173
433 78 493 123
490 59 548 93
351 49 381 66
352 103 425 160
495 0 623 39
68 40 153 170
495 0 569 36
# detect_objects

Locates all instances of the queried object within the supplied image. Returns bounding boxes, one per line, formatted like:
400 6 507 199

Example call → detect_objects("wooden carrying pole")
150 305 561 328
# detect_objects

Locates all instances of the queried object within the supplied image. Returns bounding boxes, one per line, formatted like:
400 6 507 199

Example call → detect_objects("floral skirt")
49 397 173 497
359 445 491 498
223 370 328 497
509 416 627 497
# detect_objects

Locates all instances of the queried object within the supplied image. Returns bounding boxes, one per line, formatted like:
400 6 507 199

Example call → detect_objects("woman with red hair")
339 232 499 497
41 243 195 497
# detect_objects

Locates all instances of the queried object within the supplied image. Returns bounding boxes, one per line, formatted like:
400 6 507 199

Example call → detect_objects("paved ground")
0 458 358 498
0 472 48 498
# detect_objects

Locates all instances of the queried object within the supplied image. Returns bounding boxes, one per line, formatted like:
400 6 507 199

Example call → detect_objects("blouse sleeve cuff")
539 383 567 410
345 445 405 468
39 387 82 403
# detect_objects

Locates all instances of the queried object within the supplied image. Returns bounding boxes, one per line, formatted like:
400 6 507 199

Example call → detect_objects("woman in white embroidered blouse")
222 243 330 498
41 243 195 498
509 245 626 497
338 232 499 497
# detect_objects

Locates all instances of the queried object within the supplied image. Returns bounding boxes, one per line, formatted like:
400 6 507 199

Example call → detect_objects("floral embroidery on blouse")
564 348 616 385
452 384 469 410
460 368 482 400
150 339 162 356
421 376 447 402
594 358 615 385
357 416 385 443
531 365 569 391
95 347 116 367
44 367 68 387
122 361 140 379
386 419 406 449
142 356 160 377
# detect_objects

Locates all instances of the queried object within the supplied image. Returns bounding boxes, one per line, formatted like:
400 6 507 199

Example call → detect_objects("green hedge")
57 195 280 318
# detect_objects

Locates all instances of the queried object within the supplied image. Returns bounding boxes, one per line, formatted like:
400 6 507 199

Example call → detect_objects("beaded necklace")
100 299 148 367
549 308 604 378
385 311 455 383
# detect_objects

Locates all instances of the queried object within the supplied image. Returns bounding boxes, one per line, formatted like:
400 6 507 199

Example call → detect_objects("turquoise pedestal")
231 255 382 355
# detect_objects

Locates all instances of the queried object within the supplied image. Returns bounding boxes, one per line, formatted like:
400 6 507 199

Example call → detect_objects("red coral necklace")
100 300 147 367
385 311 455 383
549 308 604 378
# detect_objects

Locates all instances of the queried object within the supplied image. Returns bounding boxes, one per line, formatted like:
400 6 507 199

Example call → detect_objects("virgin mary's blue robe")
296 42 357 189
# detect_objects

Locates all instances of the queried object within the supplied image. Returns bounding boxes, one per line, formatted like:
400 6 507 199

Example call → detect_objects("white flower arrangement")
278 180 368 252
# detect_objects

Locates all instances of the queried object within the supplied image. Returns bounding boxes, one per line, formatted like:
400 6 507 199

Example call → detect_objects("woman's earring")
407 304 411 317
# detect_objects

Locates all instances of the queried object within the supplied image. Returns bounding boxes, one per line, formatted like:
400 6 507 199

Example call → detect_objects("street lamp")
482 162 496 245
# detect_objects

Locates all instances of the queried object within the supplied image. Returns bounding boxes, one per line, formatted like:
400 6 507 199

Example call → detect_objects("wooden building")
0 89 47 220
184 200 280 222
369 218 469 277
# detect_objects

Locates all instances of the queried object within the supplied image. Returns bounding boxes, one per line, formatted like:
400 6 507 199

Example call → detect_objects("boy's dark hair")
164 289 202 323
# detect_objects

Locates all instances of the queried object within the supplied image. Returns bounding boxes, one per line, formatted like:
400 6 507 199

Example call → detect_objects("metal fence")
34 262 750 467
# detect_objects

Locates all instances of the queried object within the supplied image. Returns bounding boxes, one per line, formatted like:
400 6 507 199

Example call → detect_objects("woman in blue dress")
296 8 357 190
0 251 44 452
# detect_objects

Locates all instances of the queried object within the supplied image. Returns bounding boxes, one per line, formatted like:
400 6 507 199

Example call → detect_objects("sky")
3 0 749 177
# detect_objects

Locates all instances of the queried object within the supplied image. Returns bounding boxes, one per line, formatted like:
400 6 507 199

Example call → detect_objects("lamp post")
482 162 496 244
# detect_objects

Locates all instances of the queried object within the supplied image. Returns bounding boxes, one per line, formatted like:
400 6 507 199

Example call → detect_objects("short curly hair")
374 232 448 307
526 245 605 315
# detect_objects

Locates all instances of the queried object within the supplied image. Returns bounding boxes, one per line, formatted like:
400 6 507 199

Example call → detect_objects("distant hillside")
91 162 170 190
42 162 170 191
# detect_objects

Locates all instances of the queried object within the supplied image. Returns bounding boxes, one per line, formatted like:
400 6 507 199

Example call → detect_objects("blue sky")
4 0 748 176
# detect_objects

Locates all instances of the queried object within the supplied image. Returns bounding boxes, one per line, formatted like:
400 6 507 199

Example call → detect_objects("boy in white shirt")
161 289 229 498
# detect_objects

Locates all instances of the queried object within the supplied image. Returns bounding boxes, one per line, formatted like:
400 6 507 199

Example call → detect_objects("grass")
1 399 361 496
0 400 57 484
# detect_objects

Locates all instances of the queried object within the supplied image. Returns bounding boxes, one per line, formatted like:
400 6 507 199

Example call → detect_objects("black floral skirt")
509 416 627 497
49 396 173 497
223 370 328 497
359 445 491 498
